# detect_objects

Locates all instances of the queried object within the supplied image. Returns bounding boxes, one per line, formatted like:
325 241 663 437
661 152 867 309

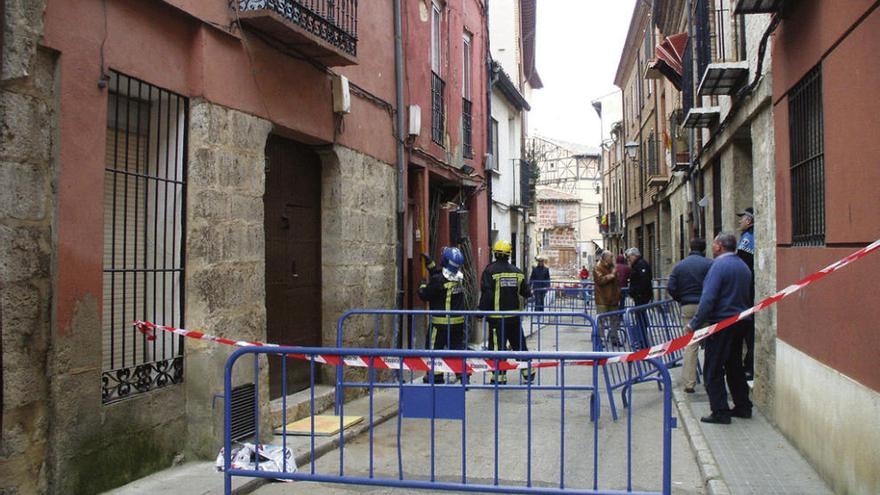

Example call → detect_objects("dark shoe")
521 370 536 384
730 408 752 419
744 371 754 381
700 413 731 425
422 374 445 384
684 387 695 394
489 374 507 385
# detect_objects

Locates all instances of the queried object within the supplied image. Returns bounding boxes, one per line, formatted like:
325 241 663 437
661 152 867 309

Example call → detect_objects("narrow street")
3 1 879 494
254 320 704 494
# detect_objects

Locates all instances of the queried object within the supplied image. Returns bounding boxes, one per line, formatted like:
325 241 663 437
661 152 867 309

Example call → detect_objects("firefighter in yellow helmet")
479 240 535 384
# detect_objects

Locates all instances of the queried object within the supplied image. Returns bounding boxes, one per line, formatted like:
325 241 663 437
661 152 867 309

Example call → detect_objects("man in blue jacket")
667 238 712 393
529 254 551 312
685 233 753 424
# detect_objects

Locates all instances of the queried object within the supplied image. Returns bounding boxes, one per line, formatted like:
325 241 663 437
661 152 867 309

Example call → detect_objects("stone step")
267 384 336 428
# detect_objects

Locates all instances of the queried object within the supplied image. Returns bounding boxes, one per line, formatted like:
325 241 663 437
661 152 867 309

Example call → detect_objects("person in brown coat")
593 251 623 347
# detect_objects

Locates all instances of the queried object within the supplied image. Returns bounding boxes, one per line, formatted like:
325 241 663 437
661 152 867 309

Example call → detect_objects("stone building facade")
0 0 445 493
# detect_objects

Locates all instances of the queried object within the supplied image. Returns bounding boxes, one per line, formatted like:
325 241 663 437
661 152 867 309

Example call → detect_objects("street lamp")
624 141 639 161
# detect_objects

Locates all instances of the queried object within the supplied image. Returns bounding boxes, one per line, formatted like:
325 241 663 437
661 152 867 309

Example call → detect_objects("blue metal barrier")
594 300 697 420
334 309 599 406
223 346 676 494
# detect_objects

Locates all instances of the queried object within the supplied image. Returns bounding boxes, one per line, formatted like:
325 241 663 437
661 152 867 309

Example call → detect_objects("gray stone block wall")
0 45 55 495
750 106 777 413
185 99 273 459
320 146 397 350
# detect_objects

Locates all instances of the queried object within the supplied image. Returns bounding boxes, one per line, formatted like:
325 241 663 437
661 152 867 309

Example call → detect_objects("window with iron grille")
788 65 825 246
694 0 711 77
462 32 473 158
102 71 187 403
432 71 445 146
462 98 472 158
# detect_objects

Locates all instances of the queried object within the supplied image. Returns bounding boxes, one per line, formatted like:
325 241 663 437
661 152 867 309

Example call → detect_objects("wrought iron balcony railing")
431 72 445 146
236 0 359 66
462 98 473 158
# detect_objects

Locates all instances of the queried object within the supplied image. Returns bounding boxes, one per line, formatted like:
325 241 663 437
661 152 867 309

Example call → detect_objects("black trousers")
743 319 755 375
631 295 653 349
534 288 547 312
703 319 753 415
487 317 529 379
427 322 465 380
428 322 465 351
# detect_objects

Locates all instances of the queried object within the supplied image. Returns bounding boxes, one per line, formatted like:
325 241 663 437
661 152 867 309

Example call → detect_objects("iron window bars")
462 98 473 158
102 71 187 403
431 71 445 146
789 65 825 246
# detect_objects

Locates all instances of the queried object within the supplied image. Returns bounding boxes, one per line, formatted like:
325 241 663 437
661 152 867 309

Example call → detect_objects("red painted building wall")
400 0 490 305
41 0 401 335
773 0 880 391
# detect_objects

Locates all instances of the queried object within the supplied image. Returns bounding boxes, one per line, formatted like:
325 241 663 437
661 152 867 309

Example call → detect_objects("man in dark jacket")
667 238 712 392
686 233 753 425
418 246 467 384
529 255 551 312
479 240 534 385
626 247 653 348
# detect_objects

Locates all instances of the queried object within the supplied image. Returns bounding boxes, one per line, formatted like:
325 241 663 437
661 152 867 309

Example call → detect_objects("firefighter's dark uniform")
418 259 466 382
479 259 533 383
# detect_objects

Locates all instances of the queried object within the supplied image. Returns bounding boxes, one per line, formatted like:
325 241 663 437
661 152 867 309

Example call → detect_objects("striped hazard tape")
136 238 880 371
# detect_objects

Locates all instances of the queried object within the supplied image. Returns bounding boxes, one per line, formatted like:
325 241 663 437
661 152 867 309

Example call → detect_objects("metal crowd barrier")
594 300 695 421
334 309 598 403
222 345 676 494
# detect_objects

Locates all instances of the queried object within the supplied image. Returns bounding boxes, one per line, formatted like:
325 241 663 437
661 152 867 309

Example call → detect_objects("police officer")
736 207 756 380
418 246 467 384
479 240 535 385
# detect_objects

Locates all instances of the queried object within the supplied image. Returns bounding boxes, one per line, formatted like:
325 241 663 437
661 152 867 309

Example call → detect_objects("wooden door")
264 136 322 398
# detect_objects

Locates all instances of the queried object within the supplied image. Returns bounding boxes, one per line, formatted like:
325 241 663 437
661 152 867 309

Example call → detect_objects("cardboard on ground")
274 415 363 436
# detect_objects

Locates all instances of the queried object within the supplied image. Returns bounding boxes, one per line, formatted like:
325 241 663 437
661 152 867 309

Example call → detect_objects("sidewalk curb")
672 387 732 495
233 398 400 494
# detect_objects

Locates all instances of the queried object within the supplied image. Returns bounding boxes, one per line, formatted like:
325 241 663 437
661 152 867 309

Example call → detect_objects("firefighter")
479 240 535 385
418 246 467 384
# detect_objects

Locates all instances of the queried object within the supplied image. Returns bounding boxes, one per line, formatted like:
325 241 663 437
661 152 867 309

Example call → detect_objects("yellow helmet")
492 240 512 256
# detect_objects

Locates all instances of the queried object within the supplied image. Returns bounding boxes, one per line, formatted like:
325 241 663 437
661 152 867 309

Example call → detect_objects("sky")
528 0 637 147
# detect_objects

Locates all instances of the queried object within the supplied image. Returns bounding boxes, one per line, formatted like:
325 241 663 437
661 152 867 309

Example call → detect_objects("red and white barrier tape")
135 239 880 372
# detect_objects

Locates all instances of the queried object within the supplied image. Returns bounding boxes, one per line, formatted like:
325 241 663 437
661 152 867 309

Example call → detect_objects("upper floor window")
431 2 442 75
789 65 825 246
462 32 472 100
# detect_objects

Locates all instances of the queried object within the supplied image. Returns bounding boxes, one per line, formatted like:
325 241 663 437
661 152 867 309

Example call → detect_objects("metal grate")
431 71 445 146
101 71 187 403
230 383 257 442
788 65 825 246
462 98 473 158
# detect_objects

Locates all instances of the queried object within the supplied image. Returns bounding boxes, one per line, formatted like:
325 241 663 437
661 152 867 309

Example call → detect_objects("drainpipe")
485 0 493 258
393 0 405 311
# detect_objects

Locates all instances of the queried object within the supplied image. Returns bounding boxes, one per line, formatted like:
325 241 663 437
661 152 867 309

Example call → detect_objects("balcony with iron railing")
235 0 359 66
697 0 749 96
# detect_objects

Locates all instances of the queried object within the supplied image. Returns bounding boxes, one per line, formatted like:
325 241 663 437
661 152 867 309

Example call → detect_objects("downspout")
393 0 405 312
686 0 701 239
485 0 493 256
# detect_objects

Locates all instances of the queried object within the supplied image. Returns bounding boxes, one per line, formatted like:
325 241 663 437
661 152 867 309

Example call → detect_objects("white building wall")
489 0 520 78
